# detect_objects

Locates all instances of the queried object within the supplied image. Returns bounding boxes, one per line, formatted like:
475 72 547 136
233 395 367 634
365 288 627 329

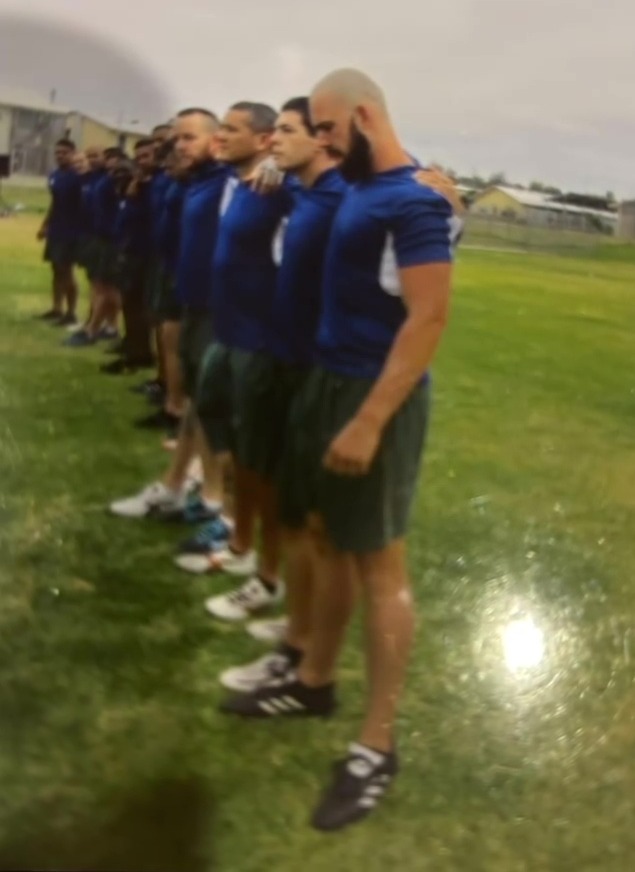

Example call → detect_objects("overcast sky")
1 0 634 196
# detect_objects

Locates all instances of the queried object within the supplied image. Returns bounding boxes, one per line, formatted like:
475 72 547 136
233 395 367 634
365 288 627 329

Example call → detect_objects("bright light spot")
503 617 545 672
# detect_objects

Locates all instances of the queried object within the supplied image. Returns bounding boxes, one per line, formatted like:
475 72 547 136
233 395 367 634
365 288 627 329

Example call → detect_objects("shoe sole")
219 704 335 719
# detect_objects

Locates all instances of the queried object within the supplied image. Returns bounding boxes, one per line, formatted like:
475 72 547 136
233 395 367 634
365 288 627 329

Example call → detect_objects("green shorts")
43 238 77 267
117 253 148 297
93 239 121 285
178 309 215 397
196 347 308 475
75 236 90 269
145 258 180 322
279 367 431 553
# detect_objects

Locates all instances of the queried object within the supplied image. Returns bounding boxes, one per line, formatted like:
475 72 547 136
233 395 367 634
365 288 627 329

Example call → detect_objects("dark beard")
338 122 374 183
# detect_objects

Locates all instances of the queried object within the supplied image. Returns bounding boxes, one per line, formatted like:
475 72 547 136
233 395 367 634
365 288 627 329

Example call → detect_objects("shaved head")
311 68 387 112
177 108 219 133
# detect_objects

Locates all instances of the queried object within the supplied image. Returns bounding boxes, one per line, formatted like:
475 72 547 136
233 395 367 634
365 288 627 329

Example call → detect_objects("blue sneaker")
63 330 95 348
178 516 233 555
155 491 220 524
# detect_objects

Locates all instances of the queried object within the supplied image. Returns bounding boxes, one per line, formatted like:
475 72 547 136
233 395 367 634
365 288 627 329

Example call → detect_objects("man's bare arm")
37 205 52 240
323 262 451 475
357 262 451 429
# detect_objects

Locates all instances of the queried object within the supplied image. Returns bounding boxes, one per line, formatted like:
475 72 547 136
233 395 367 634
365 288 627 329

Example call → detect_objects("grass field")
1 212 634 872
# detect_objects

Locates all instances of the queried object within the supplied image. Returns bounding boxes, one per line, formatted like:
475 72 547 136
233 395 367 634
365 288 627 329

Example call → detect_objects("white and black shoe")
246 617 290 644
311 744 399 832
219 644 302 693
219 674 336 719
204 577 284 622
109 481 186 519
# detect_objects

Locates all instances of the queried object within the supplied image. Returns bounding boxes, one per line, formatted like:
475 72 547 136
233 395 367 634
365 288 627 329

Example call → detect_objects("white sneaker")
205 577 285 622
219 650 293 693
247 617 290 644
109 481 185 519
175 547 257 576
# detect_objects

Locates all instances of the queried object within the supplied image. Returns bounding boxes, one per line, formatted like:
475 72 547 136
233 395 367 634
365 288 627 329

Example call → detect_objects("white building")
471 186 619 235
0 87 69 179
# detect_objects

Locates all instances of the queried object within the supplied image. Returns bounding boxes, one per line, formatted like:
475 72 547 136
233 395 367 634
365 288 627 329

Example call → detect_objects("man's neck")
371 125 412 175
296 153 338 188
234 154 266 181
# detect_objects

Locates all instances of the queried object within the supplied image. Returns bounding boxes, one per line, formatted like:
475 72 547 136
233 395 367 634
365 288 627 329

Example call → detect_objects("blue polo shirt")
211 176 292 350
93 174 120 241
114 180 153 258
149 170 172 253
269 168 347 365
47 167 82 242
78 169 106 236
316 165 455 379
176 161 229 310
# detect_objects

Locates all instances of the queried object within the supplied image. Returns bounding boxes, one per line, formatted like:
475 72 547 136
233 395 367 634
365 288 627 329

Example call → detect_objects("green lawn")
1 182 49 214
1 214 634 872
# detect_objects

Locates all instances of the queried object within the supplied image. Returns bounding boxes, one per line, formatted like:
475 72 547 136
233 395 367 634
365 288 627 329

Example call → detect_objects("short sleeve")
390 190 454 268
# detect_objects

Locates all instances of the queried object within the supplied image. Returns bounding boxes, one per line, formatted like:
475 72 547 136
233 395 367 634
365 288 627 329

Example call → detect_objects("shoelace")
226 580 265 606
193 518 226 547
261 670 298 690
331 758 376 797
263 654 291 680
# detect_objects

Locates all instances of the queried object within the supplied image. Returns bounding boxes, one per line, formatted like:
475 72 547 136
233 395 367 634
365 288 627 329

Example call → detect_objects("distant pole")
50 88 57 105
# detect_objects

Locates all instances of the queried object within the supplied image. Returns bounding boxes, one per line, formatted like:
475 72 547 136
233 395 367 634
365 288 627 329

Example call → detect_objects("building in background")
471 186 618 235
0 87 68 179
0 86 149 184
617 201 635 241
65 112 145 153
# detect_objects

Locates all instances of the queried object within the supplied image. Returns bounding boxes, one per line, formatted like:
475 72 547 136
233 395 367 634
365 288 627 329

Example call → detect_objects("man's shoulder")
370 169 449 206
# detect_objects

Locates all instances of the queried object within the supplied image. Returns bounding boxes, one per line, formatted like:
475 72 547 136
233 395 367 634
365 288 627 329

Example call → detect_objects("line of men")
38 123 188 439
39 68 463 832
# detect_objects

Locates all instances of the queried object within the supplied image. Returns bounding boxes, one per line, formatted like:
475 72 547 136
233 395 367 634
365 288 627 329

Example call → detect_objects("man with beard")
175 102 291 621
112 138 158 368
110 108 230 526
220 69 457 833
36 138 82 326
152 139 189 439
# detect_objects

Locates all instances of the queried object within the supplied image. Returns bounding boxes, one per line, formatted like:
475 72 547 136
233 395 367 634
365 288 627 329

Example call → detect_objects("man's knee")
357 538 410 597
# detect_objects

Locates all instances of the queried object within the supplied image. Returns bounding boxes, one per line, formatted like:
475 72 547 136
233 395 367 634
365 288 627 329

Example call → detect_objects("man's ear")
257 132 274 153
353 104 371 133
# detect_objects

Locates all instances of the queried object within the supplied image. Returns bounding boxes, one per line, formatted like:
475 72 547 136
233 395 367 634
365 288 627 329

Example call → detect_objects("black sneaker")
147 386 167 407
35 309 62 321
311 744 399 832
100 357 153 375
219 675 336 719
52 313 78 327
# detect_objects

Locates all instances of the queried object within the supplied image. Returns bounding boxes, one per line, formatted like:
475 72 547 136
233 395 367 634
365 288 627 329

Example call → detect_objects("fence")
9 108 67 177
461 213 619 254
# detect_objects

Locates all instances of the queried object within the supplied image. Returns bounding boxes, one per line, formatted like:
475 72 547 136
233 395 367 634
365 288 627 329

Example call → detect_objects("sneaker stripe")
281 695 305 711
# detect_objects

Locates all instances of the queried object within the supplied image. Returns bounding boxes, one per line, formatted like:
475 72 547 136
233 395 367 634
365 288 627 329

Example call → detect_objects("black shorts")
93 239 121 286
43 238 77 267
